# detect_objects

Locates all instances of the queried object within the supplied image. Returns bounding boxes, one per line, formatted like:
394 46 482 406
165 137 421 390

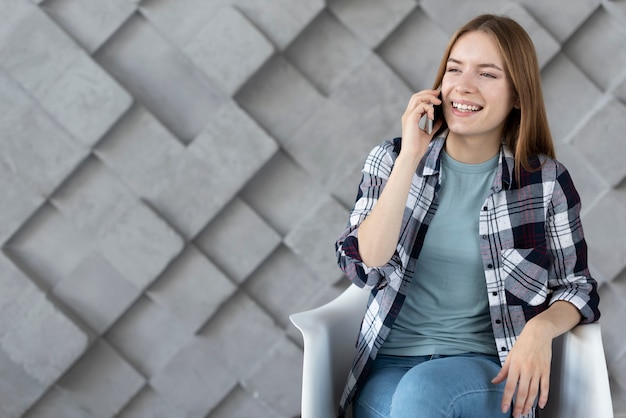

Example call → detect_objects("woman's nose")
454 73 476 93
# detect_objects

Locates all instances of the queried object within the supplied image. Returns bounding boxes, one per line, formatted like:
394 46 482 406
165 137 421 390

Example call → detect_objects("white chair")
290 284 613 418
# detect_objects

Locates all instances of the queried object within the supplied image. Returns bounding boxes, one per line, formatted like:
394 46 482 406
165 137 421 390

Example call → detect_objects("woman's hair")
432 14 555 177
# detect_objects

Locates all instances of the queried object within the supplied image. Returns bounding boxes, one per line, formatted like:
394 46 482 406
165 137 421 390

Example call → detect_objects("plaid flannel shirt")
335 133 600 417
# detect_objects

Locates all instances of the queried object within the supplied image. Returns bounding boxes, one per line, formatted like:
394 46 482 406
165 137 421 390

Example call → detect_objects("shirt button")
495 319 501 324
487 263 493 269
482 235 488 240
492 291 498 296
501 347 507 352
483 206 488 211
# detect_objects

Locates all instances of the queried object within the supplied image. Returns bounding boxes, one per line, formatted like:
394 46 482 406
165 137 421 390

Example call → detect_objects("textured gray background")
1 0 625 417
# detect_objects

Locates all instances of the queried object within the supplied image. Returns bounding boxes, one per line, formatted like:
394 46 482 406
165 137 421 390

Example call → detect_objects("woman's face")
441 31 517 145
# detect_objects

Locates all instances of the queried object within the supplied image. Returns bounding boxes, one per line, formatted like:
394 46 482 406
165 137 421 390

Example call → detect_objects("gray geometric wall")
1 0 625 417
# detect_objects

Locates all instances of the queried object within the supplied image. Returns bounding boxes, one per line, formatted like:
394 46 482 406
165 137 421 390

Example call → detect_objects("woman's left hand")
491 321 553 417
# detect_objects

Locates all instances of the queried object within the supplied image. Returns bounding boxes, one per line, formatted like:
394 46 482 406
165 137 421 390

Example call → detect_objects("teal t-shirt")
379 150 499 356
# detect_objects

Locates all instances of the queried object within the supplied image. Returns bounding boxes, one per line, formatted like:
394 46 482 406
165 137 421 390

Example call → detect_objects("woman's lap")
353 353 509 418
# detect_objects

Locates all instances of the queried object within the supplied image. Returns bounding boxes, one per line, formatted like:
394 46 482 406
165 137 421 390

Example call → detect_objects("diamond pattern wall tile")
148 151 230 239
186 100 279 198
541 53 604 141
41 0 135 53
285 9 371 95
284 196 349 285
286 53 410 193
195 198 281 284
0 73 87 198
94 13 227 143
571 98 626 186
117 387 199 418
244 245 322 328
235 0 324 49
53 253 139 334
616 77 626 104
583 189 626 282
105 296 192 377
241 336 303 417
182 6 274 95
1 286 89 386
0 3 83 99
239 151 328 235
51 156 136 237
0 160 44 244
138 0 224 47
552 141 609 215
57 340 145 417
419 0 511 33
96 202 184 289
0 348 47 418
94 105 186 199
150 337 238 416
0 256 83 418
599 281 626 363
38 53 132 147
515 0 600 42
376 8 451 90
3 1 626 416
5 204 91 289
22 387 89 418
210 385 281 418
147 246 237 333
564 6 626 91
328 0 417 48
198 293 285 380
497 2 561 67
235 55 325 144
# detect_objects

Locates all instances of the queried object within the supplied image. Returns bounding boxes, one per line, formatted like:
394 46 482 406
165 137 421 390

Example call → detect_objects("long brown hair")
432 14 555 178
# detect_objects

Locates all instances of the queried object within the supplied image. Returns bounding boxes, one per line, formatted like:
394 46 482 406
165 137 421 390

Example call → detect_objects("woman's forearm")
357 152 422 267
524 300 582 340
358 90 442 268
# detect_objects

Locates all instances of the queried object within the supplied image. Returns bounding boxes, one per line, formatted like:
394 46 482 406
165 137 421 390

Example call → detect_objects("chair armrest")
290 285 369 418
542 322 613 418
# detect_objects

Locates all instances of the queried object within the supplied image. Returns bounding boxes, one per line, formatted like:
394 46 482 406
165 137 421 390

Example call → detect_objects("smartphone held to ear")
418 104 441 135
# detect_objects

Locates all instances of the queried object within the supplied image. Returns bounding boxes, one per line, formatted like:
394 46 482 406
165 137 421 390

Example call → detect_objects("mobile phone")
418 104 441 135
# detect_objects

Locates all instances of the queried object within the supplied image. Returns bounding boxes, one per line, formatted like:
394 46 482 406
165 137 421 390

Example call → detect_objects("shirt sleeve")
545 161 600 323
335 139 403 288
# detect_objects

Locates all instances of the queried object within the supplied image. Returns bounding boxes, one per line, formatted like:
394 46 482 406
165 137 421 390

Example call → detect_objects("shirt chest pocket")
500 247 549 307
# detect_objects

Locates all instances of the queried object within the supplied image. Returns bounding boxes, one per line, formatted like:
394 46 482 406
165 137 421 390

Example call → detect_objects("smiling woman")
334 14 600 418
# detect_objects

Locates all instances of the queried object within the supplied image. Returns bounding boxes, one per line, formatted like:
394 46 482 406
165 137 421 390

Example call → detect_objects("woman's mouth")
452 102 483 112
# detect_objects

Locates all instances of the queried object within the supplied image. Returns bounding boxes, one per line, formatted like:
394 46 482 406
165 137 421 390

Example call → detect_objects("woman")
335 14 600 418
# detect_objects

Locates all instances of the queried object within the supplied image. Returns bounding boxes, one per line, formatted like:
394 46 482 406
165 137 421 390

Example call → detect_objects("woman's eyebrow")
447 57 504 72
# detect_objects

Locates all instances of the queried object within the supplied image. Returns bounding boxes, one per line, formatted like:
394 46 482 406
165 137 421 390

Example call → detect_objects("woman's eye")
446 68 460 73
481 72 496 78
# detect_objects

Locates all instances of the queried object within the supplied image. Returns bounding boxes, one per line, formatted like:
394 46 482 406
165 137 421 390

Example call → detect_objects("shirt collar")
421 130 515 192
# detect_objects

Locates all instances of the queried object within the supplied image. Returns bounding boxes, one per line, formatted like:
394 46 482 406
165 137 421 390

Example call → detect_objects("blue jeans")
353 353 510 418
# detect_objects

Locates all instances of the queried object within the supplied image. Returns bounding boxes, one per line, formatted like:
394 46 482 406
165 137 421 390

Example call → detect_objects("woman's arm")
493 161 600 417
358 90 441 267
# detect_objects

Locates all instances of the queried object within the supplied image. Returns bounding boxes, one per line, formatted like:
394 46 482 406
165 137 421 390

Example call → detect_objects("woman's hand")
491 301 580 417
491 321 553 417
401 89 443 161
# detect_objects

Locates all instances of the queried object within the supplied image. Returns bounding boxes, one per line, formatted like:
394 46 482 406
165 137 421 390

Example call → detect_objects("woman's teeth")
452 102 481 112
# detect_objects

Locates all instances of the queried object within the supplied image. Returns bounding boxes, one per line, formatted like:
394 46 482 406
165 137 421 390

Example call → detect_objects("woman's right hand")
401 90 443 161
